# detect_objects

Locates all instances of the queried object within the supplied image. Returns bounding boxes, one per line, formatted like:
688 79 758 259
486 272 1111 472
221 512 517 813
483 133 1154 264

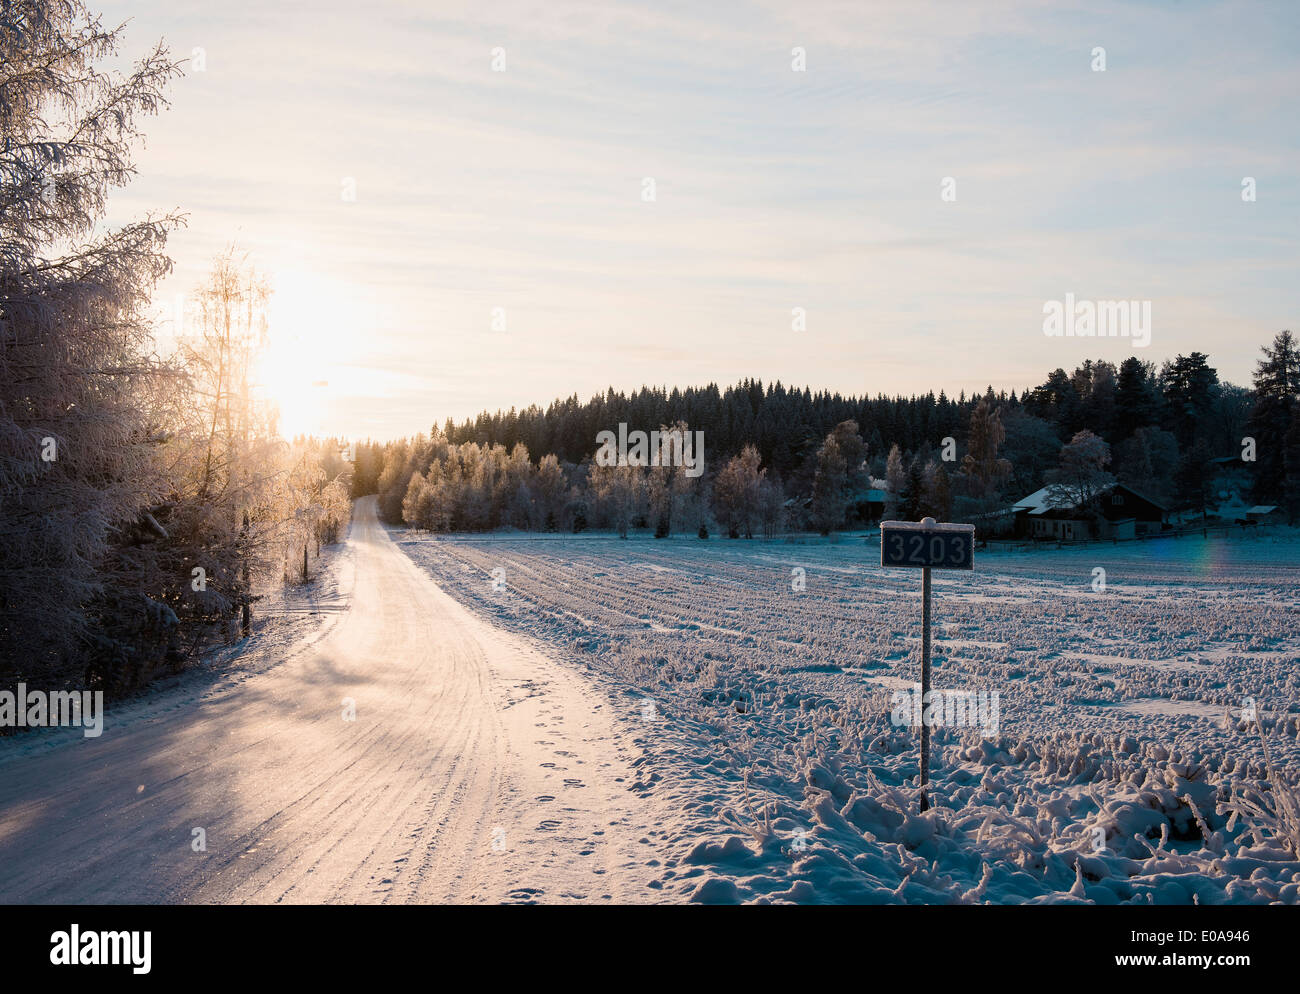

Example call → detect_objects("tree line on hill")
352 332 1300 537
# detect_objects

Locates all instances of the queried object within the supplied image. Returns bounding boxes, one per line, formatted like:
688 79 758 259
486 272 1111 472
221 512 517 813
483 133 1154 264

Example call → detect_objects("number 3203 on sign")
880 519 974 570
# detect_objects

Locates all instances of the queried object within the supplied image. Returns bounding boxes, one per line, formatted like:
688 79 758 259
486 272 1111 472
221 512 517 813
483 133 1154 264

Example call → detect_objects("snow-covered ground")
0 499 659 904
0 538 356 773
395 527 1300 904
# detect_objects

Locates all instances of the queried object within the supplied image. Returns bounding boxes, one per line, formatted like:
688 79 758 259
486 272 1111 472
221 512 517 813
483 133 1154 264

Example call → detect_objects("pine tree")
1247 331 1300 504
1114 357 1159 442
899 460 926 520
1175 439 1218 522
1284 404 1300 523
1161 352 1219 451
926 464 953 521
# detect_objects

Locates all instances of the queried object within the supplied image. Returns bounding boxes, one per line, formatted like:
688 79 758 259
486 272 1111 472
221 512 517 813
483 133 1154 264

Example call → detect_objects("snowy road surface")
0 497 657 904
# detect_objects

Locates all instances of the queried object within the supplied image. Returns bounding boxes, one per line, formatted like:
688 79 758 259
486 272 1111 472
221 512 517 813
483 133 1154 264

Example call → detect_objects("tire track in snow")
0 497 661 904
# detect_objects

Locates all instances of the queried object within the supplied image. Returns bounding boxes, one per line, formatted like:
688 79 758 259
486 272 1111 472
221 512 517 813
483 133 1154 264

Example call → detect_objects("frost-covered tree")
1 1 183 681
591 461 640 537
1045 430 1115 518
645 457 672 537
961 394 1011 508
125 251 353 664
169 250 281 624
810 433 847 535
884 444 905 518
757 472 786 538
376 437 415 523
534 453 567 531
402 471 430 530
712 445 763 538
810 420 866 533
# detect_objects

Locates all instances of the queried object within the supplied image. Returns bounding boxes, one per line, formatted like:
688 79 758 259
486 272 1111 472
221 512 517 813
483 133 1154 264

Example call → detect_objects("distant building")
1245 505 1281 524
970 506 1018 538
1010 483 1166 541
789 483 892 524
857 488 890 522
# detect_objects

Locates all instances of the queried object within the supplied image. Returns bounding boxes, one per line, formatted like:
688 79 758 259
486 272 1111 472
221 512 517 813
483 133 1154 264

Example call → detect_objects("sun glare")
258 268 348 439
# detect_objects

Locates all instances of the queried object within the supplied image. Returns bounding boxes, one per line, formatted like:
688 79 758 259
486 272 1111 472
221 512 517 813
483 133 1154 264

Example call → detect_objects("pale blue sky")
99 0 1299 440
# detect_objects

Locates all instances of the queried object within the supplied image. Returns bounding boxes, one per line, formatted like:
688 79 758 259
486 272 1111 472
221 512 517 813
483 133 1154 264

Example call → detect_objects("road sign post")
880 516 974 812
920 563 931 811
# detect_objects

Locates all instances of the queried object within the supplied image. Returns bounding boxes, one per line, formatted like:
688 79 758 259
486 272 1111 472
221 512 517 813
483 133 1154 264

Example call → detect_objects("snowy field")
396 527 1300 904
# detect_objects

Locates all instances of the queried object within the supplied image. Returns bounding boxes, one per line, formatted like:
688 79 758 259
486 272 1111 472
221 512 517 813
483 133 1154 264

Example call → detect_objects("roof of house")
971 506 1018 520
1012 486 1086 516
1112 482 1167 511
1012 482 1167 516
1247 505 1279 515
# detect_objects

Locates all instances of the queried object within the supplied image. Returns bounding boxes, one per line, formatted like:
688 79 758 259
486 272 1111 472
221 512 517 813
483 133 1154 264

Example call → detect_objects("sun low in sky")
258 268 351 439
105 0 1300 441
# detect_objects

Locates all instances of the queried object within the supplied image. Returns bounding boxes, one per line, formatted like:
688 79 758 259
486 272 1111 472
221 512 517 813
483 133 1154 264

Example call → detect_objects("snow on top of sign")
879 519 975 533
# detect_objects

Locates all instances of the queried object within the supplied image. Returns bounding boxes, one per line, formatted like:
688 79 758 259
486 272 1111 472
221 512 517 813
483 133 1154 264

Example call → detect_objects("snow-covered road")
0 497 658 904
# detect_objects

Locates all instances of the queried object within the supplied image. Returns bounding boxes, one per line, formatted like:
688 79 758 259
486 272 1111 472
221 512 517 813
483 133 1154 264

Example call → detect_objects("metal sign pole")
920 565 931 812
879 515 973 814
